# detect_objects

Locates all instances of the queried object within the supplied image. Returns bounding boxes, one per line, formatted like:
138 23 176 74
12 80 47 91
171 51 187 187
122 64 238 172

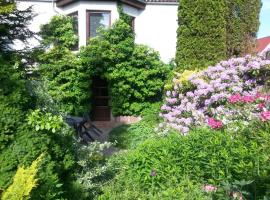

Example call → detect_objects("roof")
56 0 178 8
56 0 146 9
257 36 270 52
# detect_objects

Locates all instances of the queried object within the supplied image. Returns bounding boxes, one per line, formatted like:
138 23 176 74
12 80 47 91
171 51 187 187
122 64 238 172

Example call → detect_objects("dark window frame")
130 16 135 31
86 10 111 40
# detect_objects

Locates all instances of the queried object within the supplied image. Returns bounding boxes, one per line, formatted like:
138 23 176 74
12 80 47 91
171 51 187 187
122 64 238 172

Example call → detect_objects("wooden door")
91 77 110 121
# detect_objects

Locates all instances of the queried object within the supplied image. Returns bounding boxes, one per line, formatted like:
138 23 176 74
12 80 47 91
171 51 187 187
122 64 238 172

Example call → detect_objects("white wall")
134 4 178 63
16 0 58 49
15 1 178 62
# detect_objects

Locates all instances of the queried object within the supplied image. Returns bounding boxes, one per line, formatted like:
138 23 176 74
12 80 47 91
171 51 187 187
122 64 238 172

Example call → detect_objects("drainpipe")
52 0 59 14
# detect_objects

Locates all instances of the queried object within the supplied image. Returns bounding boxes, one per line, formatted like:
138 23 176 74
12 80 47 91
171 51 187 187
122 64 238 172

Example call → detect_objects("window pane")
89 12 110 38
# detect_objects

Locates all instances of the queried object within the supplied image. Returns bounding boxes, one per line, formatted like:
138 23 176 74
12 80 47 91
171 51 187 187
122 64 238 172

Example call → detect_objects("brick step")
92 121 121 129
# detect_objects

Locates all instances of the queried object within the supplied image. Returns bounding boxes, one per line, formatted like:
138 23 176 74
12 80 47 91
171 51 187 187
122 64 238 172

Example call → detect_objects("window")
68 11 79 50
86 10 111 39
130 16 135 31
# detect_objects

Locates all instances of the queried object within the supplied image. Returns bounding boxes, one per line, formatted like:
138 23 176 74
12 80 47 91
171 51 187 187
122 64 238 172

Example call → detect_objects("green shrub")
38 47 90 115
0 103 23 150
40 15 78 49
0 111 77 199
99 176 211 200
2 154 43 200
80 20 170 116
38 16 89 115
101 126 270 199
0 56 31 109
75 142 113 199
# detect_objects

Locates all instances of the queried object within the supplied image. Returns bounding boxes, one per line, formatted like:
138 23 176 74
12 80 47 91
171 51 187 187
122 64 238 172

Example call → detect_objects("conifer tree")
176 0 261 70
176 0 227 70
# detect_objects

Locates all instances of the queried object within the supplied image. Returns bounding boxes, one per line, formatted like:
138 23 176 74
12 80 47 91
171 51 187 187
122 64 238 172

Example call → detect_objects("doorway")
91 77 110 121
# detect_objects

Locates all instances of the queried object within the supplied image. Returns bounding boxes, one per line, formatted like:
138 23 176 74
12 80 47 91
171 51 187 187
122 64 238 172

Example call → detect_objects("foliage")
75 141 112 199
99 176 211 200
27 109 65 133
0 3 34 53
0 103 23 150
100 126 270 199
40 15 78 49
38 46 90 115
0 1 15 14
226 0 261 57
176 0 261 70
108 44 169 115
0 111 77 199
109 103 161 149
210 92 270 132
176 0 227 70
160 55 270 134
80 19 169 115
2 154 43 200
0 56 31 109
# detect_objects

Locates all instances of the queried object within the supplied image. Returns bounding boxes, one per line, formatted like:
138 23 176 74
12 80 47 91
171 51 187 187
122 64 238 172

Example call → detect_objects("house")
257 36 270 53
16 0 179 63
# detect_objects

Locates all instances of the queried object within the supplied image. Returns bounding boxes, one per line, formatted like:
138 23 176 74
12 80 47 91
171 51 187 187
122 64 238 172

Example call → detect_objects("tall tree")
226 0 261 57
0 1 34 54
176 0 227 70
176 0 261 71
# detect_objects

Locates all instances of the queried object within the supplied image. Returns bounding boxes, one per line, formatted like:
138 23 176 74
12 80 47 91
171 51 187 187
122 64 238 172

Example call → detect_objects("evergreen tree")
176 0 261 71
226 0 261 57
176 0 227 70
0 1 34 54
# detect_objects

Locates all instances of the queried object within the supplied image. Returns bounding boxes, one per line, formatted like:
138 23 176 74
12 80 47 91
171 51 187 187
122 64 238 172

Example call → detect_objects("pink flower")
208 118 223 129
260 111 270 121
203 184 217 193
241 95 254 103
258 102 265 110
228 94 242 103
255 92 262 99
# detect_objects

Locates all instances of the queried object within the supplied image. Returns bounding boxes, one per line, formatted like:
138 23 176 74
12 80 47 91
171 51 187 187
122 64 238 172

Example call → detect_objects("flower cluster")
211 92 270 132
207 118 223 129
160 55 270 135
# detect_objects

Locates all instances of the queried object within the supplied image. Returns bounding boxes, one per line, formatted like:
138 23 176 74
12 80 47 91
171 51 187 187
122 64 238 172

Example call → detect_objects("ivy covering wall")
176 0 261 70
80 19 170 116
38 13 170 116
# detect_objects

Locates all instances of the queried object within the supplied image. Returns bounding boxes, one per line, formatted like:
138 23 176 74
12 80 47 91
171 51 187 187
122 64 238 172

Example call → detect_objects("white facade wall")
16 0 178 62
124 3 178 62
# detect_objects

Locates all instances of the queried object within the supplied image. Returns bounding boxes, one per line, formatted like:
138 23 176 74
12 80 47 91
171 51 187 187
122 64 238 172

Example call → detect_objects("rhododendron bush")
160 55 270 135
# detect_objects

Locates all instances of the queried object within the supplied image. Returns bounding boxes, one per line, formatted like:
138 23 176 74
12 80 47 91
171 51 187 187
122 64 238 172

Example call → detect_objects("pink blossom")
228 94 242 103
203 184 217 193
208 118 223 129
260 111 270 121
241 95 254 103
258 102 265 110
